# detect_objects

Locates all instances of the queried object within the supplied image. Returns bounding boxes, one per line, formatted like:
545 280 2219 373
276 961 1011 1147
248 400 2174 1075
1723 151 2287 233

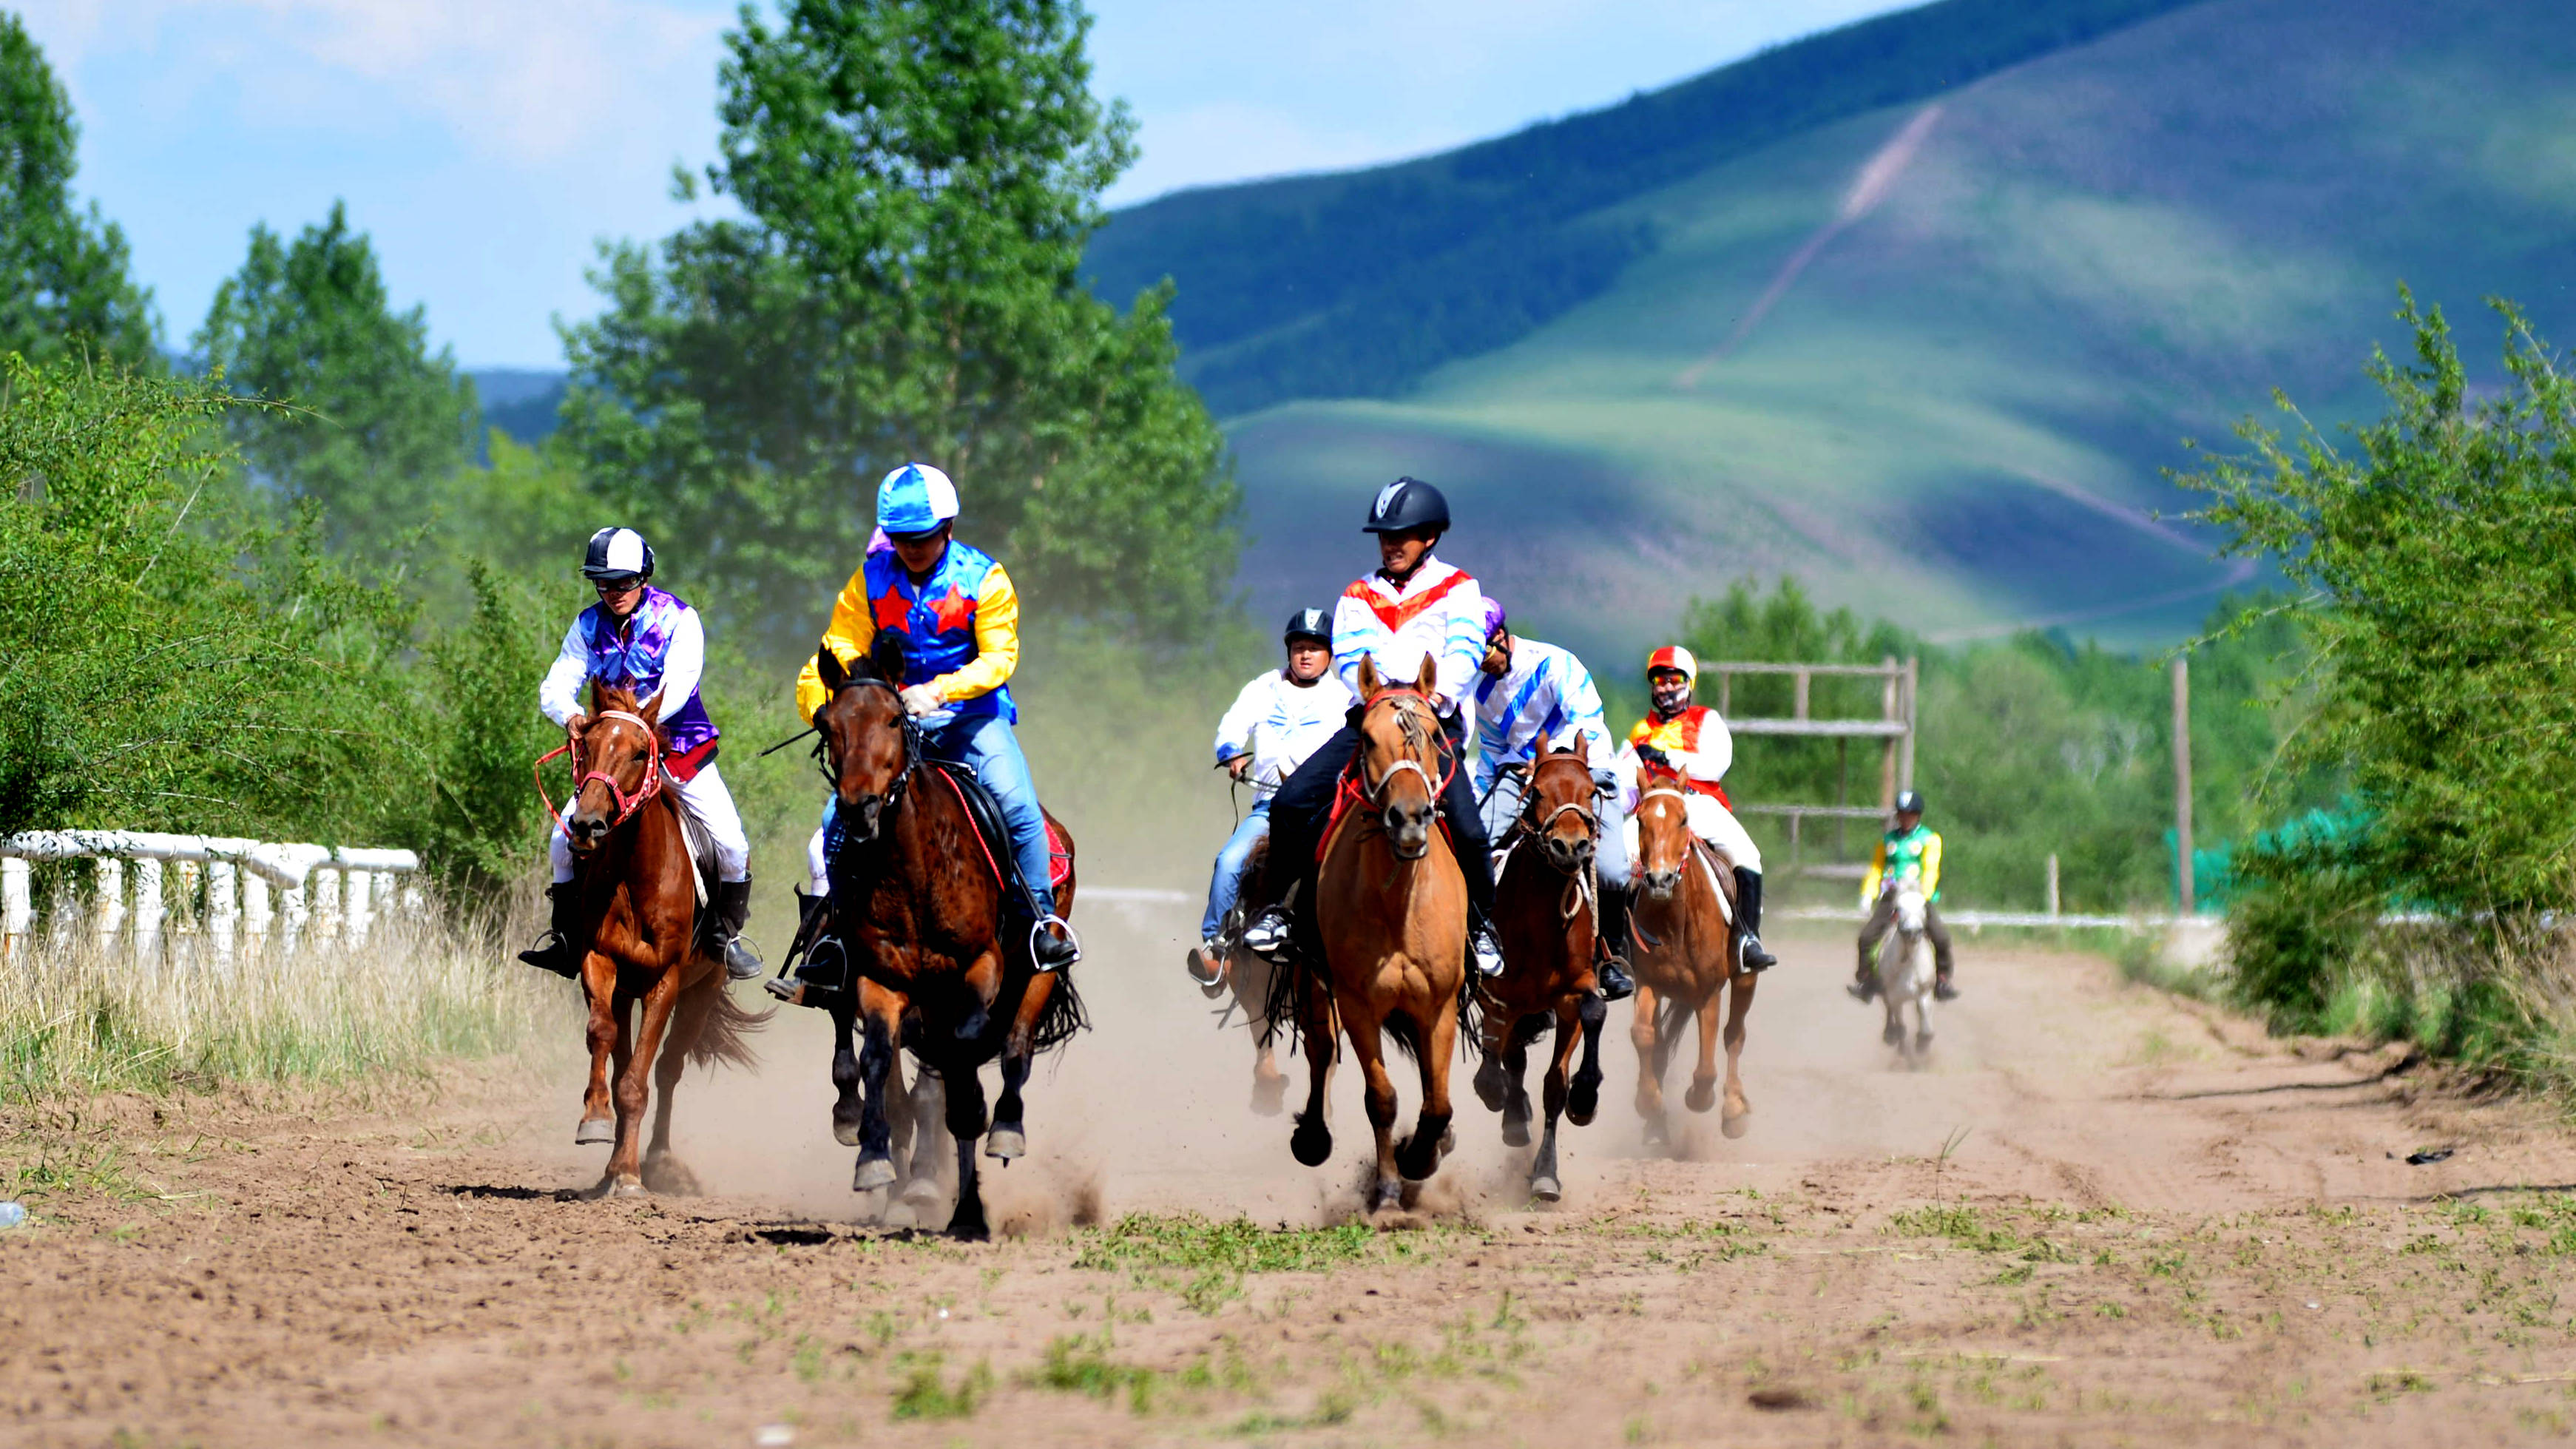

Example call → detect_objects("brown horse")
1280 655 1465 1212
1474 735 1611 1202
555 682 766 1198
809 648 1084 1240
1626 764 1757 1149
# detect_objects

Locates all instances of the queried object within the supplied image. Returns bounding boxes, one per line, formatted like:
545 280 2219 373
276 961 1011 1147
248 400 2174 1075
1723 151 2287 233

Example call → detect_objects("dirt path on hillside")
6 915 2576 1448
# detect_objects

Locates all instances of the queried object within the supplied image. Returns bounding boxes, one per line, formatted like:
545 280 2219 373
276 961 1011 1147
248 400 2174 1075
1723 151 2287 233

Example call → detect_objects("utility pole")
2171 655 2194 914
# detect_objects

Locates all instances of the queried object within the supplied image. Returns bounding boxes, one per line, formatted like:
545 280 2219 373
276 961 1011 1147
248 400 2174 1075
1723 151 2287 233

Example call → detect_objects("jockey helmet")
1361 476 1449 534
876 462 960 536
1282 607 1333 646
1895 789 1925 816
1481 598 1508 642
582 527 655 584
1646 644 1697 684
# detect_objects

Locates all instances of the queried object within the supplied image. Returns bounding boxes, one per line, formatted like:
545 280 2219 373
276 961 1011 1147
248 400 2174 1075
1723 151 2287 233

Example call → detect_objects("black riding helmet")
1362 476 1449 534
582 526 655 585
1895 789 1926 816
1283 607 1333 646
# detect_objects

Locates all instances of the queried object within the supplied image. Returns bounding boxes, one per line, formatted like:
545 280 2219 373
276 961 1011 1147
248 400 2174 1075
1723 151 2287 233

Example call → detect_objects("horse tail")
1384 1009 1425 1066
687 982 772 1070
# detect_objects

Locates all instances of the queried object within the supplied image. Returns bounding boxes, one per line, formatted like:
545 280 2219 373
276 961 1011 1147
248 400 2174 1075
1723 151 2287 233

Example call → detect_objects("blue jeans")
929 711 1056 918
1202 798 1271 939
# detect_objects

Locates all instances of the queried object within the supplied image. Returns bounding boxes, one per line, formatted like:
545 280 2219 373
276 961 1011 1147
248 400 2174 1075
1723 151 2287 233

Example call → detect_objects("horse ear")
1413 652 1438 695
816 645 846 695
636 689 663 723
868 632 907 685
1356 655 1382 698
1533 729 1552 759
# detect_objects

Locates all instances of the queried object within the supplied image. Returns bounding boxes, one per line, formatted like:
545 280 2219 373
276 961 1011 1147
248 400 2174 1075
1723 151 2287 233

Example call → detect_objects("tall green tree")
2182 292 2576 911
0 13 158 368
560 0 1235 653
195 201 479 550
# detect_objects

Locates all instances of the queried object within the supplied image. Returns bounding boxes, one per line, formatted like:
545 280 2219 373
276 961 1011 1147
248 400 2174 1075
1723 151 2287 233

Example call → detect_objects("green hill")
1094 0 2576 664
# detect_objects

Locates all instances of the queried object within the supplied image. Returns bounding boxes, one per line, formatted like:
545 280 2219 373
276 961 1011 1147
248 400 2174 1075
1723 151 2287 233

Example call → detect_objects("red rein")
535 710 666 836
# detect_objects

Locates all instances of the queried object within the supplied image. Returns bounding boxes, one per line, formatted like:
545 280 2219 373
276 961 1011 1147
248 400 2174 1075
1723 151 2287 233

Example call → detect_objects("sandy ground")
6 910 2576 1448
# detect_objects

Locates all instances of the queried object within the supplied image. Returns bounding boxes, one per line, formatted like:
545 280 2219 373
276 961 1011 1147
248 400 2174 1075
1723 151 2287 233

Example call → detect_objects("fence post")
281 878 309 955
1 857 27 958
2172 656 2194 914
243 872 271 950
312 868 342 944
209 861 239 964
133 857 164 963
95 857 125 947
347 869 374 945
1879 655 1899 815
1900 655 1919 794
2046 853 2061 919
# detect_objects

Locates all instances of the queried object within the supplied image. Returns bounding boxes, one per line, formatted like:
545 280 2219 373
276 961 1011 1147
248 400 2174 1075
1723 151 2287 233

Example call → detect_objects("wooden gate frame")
1705 655 1917 880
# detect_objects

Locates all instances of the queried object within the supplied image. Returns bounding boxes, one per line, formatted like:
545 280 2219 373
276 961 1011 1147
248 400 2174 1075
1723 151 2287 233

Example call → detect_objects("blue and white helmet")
581 526 654 584
876 462 960 536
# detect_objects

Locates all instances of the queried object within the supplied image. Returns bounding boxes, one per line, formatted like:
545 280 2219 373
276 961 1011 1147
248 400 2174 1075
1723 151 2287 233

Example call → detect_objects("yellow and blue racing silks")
795 540 1021 725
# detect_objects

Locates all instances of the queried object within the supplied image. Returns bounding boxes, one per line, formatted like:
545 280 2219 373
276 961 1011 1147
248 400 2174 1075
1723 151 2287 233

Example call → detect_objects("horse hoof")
1721 1110 1751 1141
642 1154 703 1196
1369 1178 1404 1212
853 1155 897 1192
1501 1115 1531 1149
855 1186 890 1225
1568 1084 1600 1124
1882 1024 1904 1047
902 1176 945 1212
1250 1075 1287 1118
1685 1081 1717 1115
1291 1118 1333 1168
1472 1062 1507 1112
1529 1175 1563 1203
985 1127 1027 1161
574 1118 613 1146
606 1177 646 1199
1641 1116 1670 1151
832 1117 862 1149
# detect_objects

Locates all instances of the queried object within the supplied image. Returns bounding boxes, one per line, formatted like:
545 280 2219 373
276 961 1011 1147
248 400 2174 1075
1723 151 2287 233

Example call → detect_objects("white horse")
1873 873 1936 1069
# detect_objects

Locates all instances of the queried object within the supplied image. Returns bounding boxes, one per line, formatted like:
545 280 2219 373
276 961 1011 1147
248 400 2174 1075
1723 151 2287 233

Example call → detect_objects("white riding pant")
550 760 751 884
806 820 830 896
1621 793 1762 874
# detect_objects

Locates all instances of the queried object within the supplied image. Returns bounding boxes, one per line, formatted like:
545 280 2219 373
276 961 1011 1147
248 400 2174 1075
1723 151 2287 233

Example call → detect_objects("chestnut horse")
1474 735 1610 1202
552 682 766 1198
809 649 1084 1240
1626 764 1758 1149
1278 655 1464 1212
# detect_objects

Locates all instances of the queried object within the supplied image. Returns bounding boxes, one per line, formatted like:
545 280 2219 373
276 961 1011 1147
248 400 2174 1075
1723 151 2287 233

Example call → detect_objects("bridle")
1355 691 1456 807
813 675 923 814
1513 750 1603 847
537 709 664 836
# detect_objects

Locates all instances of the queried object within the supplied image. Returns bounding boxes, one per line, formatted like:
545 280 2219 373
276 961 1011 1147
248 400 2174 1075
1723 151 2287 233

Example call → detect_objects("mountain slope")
1109 0 2576 665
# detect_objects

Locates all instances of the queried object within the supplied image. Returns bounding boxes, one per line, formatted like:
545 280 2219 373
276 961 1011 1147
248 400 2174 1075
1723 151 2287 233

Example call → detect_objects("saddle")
927 757 1072 905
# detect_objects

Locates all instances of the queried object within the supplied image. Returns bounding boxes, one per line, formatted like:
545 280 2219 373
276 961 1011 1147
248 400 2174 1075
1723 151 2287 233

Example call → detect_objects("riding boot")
711 877 763 980
1848 942 1879 1002
1028 888 1082 973
1934 969 1960 1002
516 882 584 979
1592 883 1636 1002
1733 867 1778 971
765 889 845 1007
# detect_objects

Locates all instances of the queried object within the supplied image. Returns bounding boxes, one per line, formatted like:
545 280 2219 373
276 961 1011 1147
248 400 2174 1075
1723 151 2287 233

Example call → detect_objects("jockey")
1615 645 1777 970
520 527 761 980
789 462 1080 973
1851 789 1957 1002
1241 476 1507 977
1470 601 1635 1001
1186 607 1354 993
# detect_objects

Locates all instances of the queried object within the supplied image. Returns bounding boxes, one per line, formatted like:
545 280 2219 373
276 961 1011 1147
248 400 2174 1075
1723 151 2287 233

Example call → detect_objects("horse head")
1522 731 1599 876
566 682 666 854
814 644 913 842
1353 654 1444 862
1631 762 1694 901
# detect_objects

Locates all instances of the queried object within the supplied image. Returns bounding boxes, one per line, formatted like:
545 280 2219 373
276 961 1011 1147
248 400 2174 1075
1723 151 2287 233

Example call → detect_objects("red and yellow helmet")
1646 645 1698 685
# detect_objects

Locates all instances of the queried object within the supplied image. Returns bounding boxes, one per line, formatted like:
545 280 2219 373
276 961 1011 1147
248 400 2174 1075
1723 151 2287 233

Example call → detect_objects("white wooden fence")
0 831 423 962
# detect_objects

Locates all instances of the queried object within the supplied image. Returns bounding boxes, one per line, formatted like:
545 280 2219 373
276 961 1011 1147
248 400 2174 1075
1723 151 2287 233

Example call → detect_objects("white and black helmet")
582 527 655 584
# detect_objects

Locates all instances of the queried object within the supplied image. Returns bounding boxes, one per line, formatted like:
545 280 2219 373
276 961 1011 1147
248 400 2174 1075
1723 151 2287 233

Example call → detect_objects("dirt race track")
7 914 2576 1448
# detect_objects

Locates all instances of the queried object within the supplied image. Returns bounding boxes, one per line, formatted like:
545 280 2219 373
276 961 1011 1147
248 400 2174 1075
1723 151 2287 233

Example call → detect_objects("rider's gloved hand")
898 683 944 717
1635 743 1671 771
1591 769 1618 794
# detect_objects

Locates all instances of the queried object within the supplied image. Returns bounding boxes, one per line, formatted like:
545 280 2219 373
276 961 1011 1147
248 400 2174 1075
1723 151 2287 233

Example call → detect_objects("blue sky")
16 0 1910 368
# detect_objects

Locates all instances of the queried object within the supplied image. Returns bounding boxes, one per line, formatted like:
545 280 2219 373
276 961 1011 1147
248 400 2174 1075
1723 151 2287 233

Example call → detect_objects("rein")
535 709 665 835
1350 692 1457 810
815 676 922 809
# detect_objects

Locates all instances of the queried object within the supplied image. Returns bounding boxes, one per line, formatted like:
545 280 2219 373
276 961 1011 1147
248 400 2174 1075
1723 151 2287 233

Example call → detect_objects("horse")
808 646 1084 1240
549 681 767 1198
1211 835 1291 1117
1276 654 1465 1212
1873 874 1938 1069
1473 736 1611 1203
1626 763 1757 1149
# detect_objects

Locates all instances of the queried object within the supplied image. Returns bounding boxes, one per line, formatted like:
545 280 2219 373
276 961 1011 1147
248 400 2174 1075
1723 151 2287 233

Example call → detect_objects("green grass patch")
1071 1212 1446 1275
890 1354 991 1421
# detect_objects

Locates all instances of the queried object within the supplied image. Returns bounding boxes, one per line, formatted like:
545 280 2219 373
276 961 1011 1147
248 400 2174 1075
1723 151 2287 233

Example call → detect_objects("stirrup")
1186 941 1228 990
1933 977 1960 1002
518 932 581 980
1030 915 1081 972
1471 925 1507 979
1738 932 1777 972
1847 979 1877 1003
